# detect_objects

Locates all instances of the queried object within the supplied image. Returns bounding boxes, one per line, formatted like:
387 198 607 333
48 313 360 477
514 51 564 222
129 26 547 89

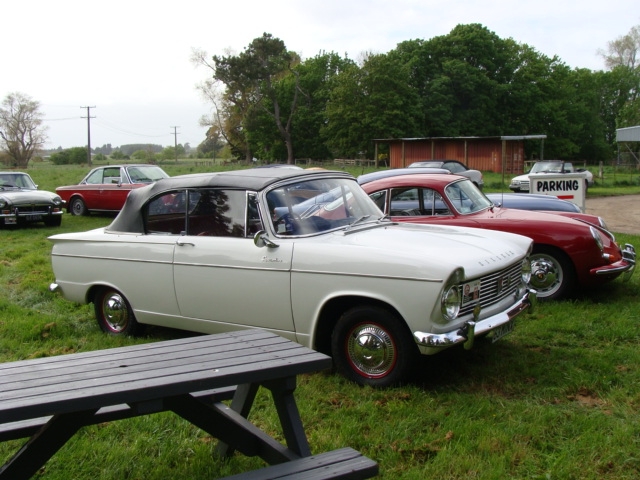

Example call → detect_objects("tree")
0 92 47 168
599 25 640 69
323 53 422 158
197 33 302 163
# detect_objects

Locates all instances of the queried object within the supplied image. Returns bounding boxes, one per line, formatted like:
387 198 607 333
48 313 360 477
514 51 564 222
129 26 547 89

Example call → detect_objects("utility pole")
81 106 96 166
171 126 180 163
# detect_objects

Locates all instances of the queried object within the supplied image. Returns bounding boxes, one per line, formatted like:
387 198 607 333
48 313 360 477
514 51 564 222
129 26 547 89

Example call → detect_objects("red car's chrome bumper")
592 243 636 280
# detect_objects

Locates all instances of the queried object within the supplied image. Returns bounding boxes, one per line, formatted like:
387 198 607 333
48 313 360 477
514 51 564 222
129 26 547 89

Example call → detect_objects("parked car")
49 168 535 387
408 160 484 189
361 173 635 300
358 169 582 213
509 160 594 192
56 164 169 215
0 172 64 227
485 193 582 213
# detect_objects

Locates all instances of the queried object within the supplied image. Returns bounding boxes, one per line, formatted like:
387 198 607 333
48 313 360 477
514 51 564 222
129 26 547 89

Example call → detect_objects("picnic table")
0 330 378 479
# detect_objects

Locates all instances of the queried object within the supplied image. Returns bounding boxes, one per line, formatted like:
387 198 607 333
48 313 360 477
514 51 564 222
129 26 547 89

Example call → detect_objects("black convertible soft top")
106 168 353 234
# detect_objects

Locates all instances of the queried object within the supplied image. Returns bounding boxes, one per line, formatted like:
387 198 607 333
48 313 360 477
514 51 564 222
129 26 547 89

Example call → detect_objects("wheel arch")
312 295 411 357
532 242 577 273
67 194 88 213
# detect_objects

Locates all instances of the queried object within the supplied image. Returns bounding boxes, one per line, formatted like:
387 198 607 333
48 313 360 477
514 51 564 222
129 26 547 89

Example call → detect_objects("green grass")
1 162 639 478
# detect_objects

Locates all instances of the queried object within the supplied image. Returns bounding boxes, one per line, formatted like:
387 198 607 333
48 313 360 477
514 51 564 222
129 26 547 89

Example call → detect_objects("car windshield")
530 162 563 174
266 177 383 236
0 173 37 189
127 166 169 183
443 179 492 214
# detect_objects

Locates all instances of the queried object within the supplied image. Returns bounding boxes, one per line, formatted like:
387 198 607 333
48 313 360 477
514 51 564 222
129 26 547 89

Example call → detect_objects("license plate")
25 215 42 221
491 320 514 343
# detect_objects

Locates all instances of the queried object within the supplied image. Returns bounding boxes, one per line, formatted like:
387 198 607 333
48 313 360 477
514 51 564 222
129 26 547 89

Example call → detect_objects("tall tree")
199 34 302 163
0 92 47 168
599 25 640 69
323 52 422 158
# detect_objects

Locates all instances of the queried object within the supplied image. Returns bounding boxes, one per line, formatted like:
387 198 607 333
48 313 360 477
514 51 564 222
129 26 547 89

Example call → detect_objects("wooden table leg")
215 383 258 458
262 376 311 457
0 408 98 480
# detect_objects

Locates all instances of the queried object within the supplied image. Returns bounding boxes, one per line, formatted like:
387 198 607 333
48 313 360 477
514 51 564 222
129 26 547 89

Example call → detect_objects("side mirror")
254 230 279 249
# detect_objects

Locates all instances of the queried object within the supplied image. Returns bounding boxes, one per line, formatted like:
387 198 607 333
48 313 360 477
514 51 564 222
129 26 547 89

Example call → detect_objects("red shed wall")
387 139 525 173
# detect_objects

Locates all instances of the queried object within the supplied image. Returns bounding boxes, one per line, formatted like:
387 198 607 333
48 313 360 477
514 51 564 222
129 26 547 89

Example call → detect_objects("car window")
368 191 387 212
266 177 381 236
389 187 451 216
145 189 252 238
445 161 464 173
444 180 492 214
85 169 105 184
0 174 36 189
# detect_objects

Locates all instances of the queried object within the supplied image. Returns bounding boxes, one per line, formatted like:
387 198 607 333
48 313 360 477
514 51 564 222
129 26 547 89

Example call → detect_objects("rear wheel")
69 197 88 216
94 287 143 336
331 305 418 387
529 246 575 300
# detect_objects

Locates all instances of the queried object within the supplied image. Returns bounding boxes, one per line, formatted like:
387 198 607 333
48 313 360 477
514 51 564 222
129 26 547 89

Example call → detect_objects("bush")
50 147 90 165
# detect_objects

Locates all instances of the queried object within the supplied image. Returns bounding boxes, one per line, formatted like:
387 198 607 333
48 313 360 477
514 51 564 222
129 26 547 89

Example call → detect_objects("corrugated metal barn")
373 135 546 174
616 126 640 166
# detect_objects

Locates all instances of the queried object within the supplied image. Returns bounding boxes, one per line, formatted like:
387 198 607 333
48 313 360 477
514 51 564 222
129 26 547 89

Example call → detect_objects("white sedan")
49 168 535 387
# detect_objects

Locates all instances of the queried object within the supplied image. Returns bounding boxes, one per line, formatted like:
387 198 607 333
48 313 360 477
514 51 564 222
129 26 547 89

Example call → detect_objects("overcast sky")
2 0 638 151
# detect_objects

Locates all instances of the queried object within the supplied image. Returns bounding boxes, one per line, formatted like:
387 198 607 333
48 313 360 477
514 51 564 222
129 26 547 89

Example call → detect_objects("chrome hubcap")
529 256 561 297
347 324 396 377
102 293 128 332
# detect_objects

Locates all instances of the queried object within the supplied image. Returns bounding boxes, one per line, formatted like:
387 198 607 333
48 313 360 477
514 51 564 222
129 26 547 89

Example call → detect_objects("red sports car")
360 173 636 300
56 164 169 215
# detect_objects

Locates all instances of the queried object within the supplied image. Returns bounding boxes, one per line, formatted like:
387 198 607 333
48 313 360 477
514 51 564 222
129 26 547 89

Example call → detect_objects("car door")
171 189 296 334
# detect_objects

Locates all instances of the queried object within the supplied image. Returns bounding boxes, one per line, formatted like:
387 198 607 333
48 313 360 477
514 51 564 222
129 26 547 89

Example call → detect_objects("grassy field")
0 162 639 478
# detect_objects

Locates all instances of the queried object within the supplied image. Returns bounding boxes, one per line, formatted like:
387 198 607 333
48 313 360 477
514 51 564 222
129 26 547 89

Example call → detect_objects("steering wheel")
274 212 301 234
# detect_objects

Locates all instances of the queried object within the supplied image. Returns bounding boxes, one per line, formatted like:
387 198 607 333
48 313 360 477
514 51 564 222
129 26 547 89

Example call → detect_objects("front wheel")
529 246 575 300
94 287 143 336
331 306 418 387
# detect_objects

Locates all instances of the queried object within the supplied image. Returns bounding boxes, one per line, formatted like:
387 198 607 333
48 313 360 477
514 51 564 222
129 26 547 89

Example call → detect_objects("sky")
2 0 638 151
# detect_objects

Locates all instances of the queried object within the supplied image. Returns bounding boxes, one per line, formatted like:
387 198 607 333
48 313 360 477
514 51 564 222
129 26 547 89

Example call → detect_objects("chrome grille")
15 205 52 215
459 262 522 317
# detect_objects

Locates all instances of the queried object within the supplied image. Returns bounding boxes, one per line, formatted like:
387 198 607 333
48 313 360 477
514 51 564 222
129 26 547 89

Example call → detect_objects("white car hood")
293 222 531 281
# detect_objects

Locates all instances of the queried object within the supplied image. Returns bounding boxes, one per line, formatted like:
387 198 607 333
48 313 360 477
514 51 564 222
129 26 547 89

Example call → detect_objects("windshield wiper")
346 215 372 230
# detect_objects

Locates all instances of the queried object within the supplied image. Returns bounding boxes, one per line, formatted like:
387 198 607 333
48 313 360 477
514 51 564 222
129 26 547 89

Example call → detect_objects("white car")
509 160 594 192
49 168 535 387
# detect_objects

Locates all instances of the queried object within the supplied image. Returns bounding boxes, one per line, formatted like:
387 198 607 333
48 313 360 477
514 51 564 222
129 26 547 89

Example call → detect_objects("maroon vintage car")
56 165 169 215
360 173 636 300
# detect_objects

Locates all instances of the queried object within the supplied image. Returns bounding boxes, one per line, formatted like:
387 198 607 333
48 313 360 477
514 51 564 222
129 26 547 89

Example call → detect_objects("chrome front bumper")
413 289 536 352
593 243 636 280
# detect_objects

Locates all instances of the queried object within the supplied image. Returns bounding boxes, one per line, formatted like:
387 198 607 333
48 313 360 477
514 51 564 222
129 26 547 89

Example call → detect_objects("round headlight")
52 196 63 206
521 257 532 284
441 285 461 321
0 198 7 209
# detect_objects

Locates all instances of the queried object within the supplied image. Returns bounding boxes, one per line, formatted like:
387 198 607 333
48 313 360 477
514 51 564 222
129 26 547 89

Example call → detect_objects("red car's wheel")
69 197 88 216
529 246 575 300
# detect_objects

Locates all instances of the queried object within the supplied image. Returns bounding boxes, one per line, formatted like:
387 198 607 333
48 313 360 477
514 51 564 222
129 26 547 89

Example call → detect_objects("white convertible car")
49 168 536 387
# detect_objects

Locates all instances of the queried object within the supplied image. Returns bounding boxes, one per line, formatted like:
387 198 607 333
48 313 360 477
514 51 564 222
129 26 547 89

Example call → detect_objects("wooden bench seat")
219 447 378 480
0 386 236 442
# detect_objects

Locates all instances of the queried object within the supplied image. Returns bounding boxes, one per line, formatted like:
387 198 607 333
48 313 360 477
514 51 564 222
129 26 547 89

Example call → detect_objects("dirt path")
585 195 640 235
